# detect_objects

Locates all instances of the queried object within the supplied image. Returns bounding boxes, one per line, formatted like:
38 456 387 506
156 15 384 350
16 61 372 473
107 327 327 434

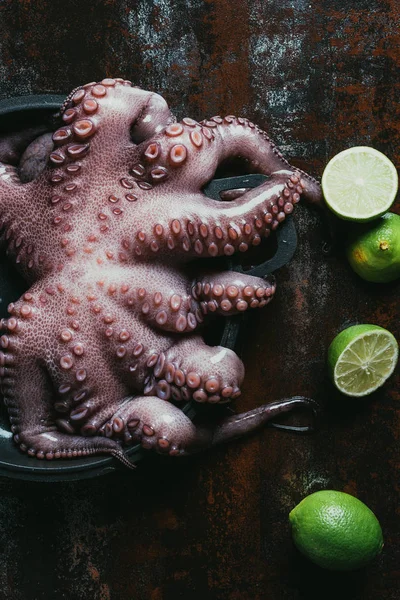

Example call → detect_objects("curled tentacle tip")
268 396 321 434
111 449 137 470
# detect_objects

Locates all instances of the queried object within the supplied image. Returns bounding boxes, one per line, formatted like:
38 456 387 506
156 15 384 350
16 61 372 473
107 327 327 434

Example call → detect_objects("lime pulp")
322 147 398 222
328 324 398 397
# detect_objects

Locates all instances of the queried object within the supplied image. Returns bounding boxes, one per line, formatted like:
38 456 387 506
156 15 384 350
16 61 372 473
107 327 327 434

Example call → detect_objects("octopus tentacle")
19 132 54 183
193 271 276 316
0 285 138 442
97 266 205 335
98 395 317 460
134 114 321 203
146 336 244 404
130 170 300 261
0 162 58 278
123 286 202 334
15 428 123 461
190 170 303 258
94 270 272 333
0 125 53 167
209 397 318 446
48 79 174 175
0 164 31 242
0 311 53 442
207 117 321 205
100 395 200 456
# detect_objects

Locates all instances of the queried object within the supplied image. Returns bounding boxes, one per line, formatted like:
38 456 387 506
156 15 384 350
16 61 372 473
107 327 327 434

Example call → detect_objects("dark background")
0 0 399 598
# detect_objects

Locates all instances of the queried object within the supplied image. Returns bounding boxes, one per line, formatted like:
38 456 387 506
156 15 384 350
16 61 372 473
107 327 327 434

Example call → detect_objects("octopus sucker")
0 78 322 467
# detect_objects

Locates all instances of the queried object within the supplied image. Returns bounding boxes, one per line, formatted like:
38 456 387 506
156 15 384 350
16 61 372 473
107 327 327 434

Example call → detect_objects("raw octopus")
0 78 321 466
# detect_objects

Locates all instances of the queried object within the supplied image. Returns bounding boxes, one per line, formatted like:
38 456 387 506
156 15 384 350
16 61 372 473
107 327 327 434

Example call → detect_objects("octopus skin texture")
0 78 322 467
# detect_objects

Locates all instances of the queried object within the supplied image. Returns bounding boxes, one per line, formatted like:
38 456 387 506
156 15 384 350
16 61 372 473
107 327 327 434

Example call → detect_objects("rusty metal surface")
0 1 399 598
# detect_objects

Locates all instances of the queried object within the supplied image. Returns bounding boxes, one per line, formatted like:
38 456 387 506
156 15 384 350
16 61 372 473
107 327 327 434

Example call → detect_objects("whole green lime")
289 490 384 571
346 212 400 283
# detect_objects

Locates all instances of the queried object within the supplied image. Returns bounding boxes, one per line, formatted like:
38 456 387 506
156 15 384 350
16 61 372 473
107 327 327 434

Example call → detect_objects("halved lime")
328 324 398 397
322 147 398 222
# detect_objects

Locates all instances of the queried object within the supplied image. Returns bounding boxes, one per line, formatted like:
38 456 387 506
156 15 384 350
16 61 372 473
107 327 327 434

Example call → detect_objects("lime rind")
322 146 398 222
332 329 399 397
289 490 384 571
346 212 400 283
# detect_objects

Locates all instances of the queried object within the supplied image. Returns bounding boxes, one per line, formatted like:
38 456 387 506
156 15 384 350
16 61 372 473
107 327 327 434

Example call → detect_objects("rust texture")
0 0 399 598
